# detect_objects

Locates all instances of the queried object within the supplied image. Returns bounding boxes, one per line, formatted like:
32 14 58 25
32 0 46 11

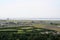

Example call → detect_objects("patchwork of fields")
0 20 60 40
0 26 60 40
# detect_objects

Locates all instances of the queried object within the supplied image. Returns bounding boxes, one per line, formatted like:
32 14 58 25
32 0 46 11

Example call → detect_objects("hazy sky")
0 0 60 19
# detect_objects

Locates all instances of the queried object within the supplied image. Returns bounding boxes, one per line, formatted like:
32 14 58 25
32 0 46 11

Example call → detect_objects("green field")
0 26 60 40
0 20 60 40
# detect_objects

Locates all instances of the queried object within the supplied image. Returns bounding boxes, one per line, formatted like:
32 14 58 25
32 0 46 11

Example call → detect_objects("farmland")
0 26 60 40
0 20 60 40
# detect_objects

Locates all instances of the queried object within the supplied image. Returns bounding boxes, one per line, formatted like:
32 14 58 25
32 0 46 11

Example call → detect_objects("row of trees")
50 22 60 25
0 29 60 40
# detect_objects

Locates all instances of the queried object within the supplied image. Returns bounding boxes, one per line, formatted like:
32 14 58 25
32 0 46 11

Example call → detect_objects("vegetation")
0 20 60 40
0 26 60 40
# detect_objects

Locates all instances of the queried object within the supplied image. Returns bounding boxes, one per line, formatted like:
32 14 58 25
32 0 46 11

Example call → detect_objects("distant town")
0 19 60 29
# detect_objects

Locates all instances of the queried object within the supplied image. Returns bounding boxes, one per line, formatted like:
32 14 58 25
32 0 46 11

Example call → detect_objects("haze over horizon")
0 0 60 19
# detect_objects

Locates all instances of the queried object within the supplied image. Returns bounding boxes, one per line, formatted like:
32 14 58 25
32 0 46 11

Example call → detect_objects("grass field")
0 20 60 40
0 26 60 40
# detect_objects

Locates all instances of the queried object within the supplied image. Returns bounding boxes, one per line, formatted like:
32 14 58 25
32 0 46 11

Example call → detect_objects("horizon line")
0 18 60 20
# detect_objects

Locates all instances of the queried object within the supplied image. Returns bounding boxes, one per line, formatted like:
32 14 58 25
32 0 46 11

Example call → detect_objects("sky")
0 0 60 19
